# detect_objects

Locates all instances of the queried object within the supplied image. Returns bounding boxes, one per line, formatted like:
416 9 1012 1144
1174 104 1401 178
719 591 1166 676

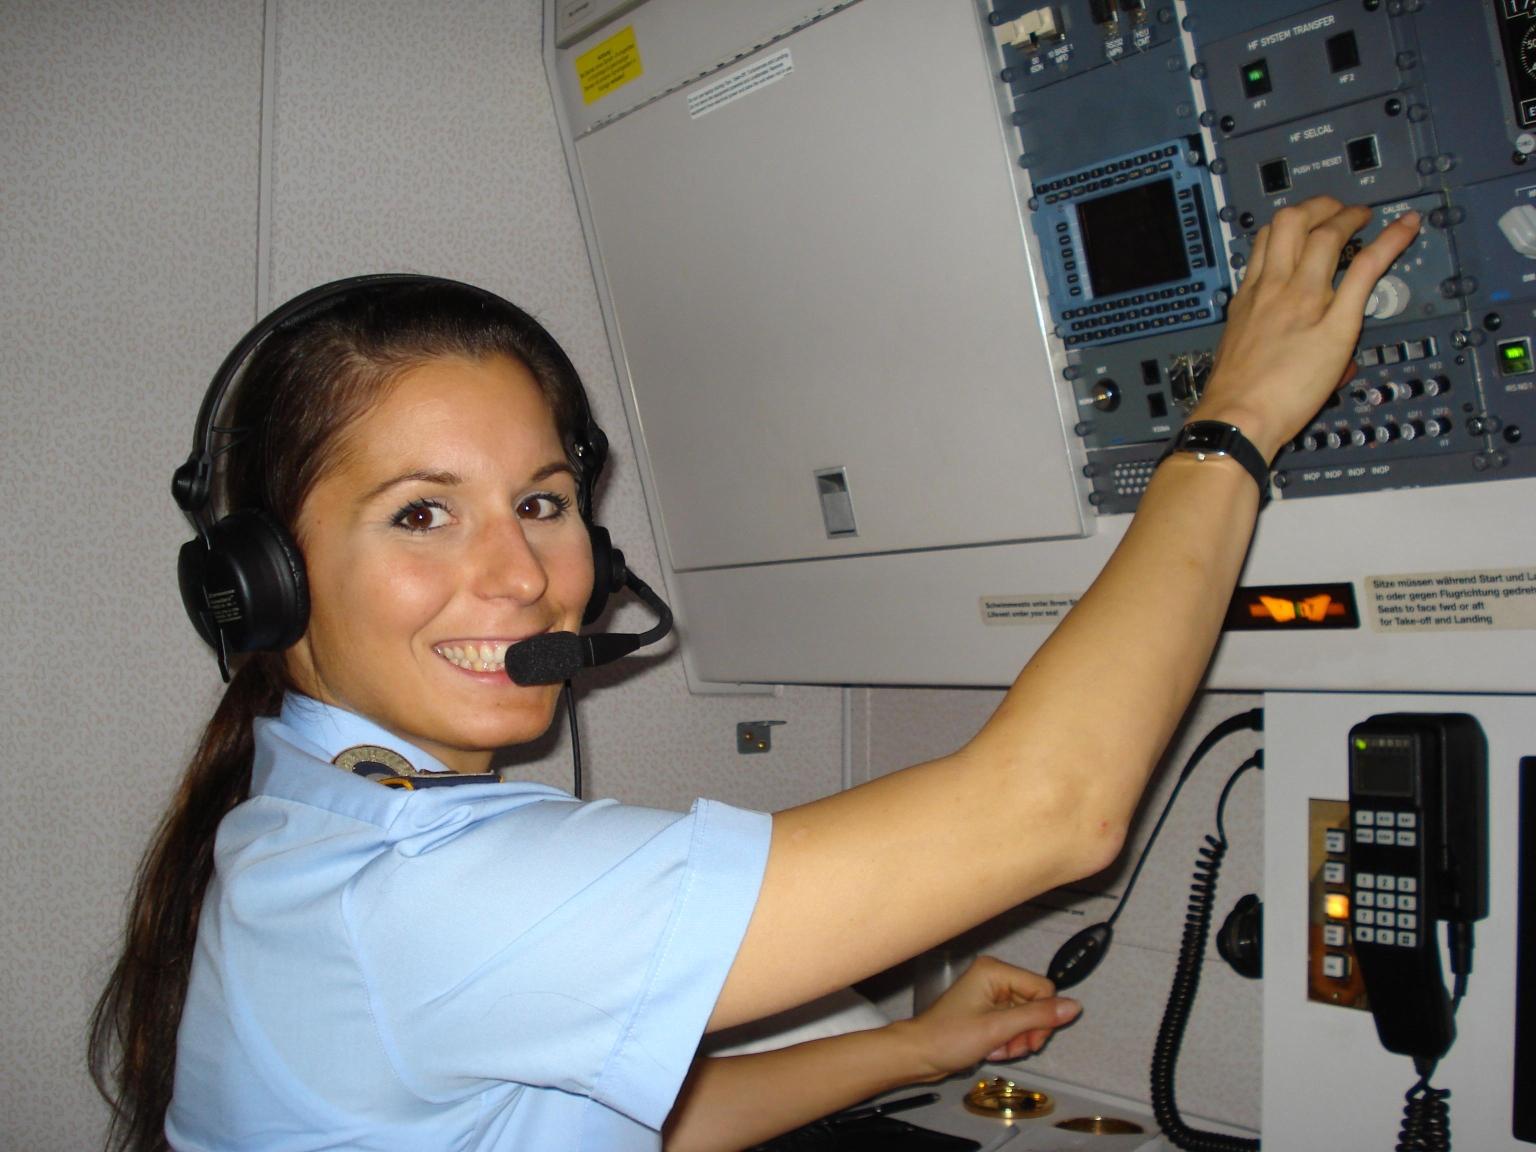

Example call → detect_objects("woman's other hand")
895 955 1081 1079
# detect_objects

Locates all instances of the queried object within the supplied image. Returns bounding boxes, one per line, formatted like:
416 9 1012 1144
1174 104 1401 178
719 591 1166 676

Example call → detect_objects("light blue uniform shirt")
167 696 772 1150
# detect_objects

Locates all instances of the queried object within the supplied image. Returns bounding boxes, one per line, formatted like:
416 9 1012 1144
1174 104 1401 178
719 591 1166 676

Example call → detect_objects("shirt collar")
276 694 453 776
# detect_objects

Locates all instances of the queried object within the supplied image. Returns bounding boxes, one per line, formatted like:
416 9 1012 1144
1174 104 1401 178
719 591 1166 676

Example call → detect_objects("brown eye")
518 492 573 521
391 500 450 532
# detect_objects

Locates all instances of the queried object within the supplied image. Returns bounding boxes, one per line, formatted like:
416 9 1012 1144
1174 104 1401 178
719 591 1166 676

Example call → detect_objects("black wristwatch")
1156 420 1270 497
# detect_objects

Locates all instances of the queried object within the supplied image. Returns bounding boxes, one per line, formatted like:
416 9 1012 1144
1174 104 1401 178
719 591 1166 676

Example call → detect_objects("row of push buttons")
1066 300 1205 332
1041 160 1175 203
1355 889 1418 910
1064 307 1211 346
1053 230 1083 301
1321 825 1354 979
1356 908 1417 927
1357 337 1437 368
1354 807 1418 847
1035 145 1182 199
1357 827 1418 846
1062 282 1202 319
1355 924 1419 948
1355 871 1418 893
1061 284 1209 345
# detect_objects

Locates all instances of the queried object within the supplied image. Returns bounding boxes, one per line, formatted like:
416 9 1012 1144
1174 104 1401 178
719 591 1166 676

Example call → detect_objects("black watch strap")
1156 420 1270 496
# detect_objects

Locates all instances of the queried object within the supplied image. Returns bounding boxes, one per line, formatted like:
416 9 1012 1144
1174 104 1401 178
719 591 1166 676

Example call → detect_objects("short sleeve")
344 795 771 1129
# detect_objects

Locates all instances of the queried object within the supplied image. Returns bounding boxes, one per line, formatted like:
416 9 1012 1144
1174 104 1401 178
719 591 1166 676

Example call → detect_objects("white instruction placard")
687 49 794 120
980 594 1080 626
1365 566 1536 632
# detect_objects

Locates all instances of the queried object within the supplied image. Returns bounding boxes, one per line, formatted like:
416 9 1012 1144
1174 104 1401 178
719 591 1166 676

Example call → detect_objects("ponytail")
89 657 285 1151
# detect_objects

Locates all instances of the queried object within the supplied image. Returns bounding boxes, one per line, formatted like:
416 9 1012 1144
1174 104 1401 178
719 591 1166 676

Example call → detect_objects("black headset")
171 274 630 680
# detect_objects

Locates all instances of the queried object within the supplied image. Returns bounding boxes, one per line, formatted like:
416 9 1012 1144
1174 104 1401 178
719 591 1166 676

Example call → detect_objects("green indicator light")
1498 340 1534 375
1247 67 1265 82
1354 737 1368 751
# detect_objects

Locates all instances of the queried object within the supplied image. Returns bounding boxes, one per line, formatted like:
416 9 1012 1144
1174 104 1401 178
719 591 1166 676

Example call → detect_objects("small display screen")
1076 179 1191 299
1352 745 1416 798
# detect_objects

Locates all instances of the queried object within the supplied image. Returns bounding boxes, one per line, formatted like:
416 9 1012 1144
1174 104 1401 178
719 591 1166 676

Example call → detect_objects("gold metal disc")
962 1078 1054 1120
333 745 415 777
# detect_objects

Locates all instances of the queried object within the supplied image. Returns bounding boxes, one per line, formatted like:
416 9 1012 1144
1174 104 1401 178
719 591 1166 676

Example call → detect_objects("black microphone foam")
504 632 584 686
503 571 674 686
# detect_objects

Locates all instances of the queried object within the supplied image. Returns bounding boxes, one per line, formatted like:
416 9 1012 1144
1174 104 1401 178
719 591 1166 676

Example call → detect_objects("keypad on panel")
1349 810 1422 948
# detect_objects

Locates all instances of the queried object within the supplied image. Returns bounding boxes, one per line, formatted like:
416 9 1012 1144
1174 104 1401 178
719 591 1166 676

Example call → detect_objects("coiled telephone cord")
1397 1069 1451 1152
1149 756 1262 1152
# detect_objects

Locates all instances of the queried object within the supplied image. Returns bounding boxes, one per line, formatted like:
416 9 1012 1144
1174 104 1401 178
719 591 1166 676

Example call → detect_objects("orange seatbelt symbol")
1252 594 1339 623
1256 595 1297 622
1297 594 1335 622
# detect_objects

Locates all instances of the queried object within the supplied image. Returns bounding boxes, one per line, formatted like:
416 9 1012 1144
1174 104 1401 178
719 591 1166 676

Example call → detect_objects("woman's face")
286 353 594 773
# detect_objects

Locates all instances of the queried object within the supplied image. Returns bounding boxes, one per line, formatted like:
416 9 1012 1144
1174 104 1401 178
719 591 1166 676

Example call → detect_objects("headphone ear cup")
178 535 221 650
181 509 310 654
583 523 627 626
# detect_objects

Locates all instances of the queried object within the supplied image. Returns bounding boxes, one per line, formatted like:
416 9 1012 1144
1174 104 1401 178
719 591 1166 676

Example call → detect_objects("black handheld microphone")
504 571 673 685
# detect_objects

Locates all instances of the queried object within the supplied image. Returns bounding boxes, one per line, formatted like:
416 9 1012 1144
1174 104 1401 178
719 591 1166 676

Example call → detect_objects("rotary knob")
1364 274 1412 320
1499 204 1536 259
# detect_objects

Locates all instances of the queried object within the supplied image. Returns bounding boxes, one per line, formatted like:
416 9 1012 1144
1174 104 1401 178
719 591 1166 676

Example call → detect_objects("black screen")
1351 746 1416 798
1076 179 1190 299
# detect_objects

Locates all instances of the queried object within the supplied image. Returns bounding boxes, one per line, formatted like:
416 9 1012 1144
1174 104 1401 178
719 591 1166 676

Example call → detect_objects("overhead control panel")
548 0 1536 692
989 0 1536 512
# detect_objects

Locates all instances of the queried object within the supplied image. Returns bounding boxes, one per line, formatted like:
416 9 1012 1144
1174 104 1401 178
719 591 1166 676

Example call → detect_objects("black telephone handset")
1347 713 1488 1062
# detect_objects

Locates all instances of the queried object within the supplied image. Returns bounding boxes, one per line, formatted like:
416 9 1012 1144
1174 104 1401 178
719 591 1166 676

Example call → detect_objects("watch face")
1181 422 1233 453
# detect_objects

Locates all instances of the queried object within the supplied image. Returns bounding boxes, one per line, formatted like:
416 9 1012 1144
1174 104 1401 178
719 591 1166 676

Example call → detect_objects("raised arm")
666 958 1078 1152
710 199 1422 1030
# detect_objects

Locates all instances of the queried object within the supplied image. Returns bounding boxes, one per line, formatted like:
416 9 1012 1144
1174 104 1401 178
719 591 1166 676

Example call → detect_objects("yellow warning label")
575 25 643 105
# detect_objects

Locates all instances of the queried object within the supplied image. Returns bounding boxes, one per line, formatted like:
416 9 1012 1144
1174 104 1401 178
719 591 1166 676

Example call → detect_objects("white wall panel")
0 3 264 1147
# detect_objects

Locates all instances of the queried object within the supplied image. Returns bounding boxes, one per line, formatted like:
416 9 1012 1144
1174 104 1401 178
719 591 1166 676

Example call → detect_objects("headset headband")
171 273 608 534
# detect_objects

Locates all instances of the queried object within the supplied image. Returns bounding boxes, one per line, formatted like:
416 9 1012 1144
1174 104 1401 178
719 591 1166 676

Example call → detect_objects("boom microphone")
504 571 673 686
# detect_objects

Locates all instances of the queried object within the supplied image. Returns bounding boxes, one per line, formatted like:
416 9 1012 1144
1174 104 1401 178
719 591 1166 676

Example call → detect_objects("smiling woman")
88 277 671 1151
91 201 1420 1152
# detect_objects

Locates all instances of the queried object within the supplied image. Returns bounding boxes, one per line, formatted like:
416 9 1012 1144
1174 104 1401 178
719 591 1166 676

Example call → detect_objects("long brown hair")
88 279 592 1150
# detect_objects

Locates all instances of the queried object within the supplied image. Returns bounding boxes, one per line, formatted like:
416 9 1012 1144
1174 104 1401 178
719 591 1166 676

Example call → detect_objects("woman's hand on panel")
1192 197 1421 461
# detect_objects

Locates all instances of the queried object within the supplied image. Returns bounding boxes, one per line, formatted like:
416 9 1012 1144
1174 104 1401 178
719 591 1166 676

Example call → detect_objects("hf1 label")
1366 566 1536 632
981 594 1080 626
